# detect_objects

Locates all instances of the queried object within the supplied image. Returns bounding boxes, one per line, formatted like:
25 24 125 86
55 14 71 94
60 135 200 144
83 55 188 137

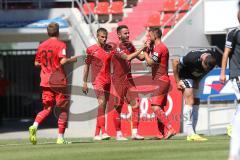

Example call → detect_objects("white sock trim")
117 131 122 137
33 122 39 129
132 128 137 135
58 134 64 139
183 105 194 135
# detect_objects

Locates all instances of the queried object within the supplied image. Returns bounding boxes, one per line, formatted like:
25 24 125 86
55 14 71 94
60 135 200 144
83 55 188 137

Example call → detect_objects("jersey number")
42 50 53 67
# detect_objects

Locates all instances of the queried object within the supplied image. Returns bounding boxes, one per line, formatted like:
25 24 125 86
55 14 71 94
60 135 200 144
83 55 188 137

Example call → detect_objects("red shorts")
109 80 138 106
151 77 170 106
42 87 69 107
92 83 111 99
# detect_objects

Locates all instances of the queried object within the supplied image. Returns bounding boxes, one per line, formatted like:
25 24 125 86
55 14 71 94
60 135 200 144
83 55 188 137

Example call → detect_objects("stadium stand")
163 0 177 13
161 13 176 27
83 2 95 15
109 1 124 22
106 0 198 42
146 11 161 27
177 0 191 11
94 2 110 23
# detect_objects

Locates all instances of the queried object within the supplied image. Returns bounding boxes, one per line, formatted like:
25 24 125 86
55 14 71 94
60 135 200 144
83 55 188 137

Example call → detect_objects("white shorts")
230 78 240 100
180 79 199 97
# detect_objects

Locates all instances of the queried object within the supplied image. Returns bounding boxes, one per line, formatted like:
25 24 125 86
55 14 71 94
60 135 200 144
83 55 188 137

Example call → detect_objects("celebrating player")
29 22 78 145
82 28 112 140
111 25 146 140
143 27 176 139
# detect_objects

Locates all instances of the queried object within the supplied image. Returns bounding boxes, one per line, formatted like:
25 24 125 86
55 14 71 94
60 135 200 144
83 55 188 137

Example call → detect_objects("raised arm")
136 52 145 61
60 56 78 65
120 46 146 61
143 51 154 66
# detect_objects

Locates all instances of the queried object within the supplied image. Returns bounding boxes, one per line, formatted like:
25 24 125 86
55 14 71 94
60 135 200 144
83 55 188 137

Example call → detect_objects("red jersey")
35 38 67 87
111 42 136 84
150 42 169 80
85 44 112 85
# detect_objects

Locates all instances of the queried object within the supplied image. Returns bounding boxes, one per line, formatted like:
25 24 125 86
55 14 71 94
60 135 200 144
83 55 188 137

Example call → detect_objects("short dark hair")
97 28 108 36
47 22 59 37
204 55 216 70
117 25 128 34
238 0 240 9
149 27 162 38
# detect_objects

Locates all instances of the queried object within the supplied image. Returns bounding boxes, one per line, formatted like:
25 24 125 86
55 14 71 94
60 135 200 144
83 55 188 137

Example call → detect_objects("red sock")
114 107 121 131
132 107 139 129
154 108 171 129
35 109 51 124
58 110 68 134
96 107 106 135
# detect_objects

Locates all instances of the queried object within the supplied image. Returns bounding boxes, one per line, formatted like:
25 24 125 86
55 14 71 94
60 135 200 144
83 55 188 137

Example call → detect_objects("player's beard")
121 36 129 43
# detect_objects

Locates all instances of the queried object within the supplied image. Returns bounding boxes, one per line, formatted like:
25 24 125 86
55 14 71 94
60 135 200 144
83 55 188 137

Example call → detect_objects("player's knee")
129 99 138 108
151 105 160 112
57 100 70 109
98 98 106 107
185 97 194 105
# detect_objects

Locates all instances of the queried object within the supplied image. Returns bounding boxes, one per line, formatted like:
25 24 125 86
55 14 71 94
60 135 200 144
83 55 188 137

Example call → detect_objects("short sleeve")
225 29 235 49
85 48 92 65
58 43 67 58
35 48 41 63
181 52 198 66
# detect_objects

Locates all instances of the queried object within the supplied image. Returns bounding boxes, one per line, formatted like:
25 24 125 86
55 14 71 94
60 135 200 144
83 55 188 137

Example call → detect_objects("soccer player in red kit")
111 25 146 140
29 22 78 145
143 27 176 139
82 28 112 140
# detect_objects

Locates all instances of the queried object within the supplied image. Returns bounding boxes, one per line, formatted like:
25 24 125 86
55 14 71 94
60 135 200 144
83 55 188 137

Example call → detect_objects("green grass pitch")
0 135 229 160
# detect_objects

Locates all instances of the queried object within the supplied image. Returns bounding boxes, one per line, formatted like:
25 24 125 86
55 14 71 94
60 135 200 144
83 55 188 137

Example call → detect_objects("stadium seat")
146 12 161 27
95 2 109 14
109 1 124 22
163 0 177 13
109 1 123 14
175 12 185 22
161 13 175 27
191 0 198 5
83 2 95 15
94 2 110 23
177 0 190 11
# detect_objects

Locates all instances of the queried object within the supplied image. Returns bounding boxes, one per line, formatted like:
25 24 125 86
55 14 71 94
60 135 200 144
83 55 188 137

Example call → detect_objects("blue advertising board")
198 68 236 102
0 17 68 28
